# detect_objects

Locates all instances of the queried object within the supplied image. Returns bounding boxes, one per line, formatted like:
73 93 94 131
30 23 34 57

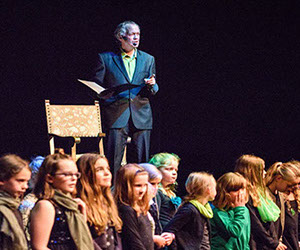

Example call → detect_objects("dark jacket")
118 204 154 250
246 198 279 249
164 202 211 250
93 50 158 129
156 189 178 230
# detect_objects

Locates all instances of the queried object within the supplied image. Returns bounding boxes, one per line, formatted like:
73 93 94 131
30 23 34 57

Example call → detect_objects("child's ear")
46 174 54 184
0 181 4 186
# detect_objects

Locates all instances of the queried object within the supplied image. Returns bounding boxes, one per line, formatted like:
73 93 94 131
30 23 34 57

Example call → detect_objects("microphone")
122 36 138 47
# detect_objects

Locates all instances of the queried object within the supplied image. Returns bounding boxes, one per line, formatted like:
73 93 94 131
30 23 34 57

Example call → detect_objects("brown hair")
114 164 150 215
76 154 122 234
213 172 248 210
0 154 30 181
33 153 73 199
234 154 266 207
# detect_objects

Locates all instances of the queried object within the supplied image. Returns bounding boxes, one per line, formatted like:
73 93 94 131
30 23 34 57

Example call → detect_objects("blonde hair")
76 154 122 234
114 164 150 215
285 160 300 211
33 153 73 199
213 172 248 210
265 161 300 186
234 154 266 207
184 172 215 202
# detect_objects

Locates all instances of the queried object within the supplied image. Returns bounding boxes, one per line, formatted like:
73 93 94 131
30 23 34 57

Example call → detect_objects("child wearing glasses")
76 153 122 250
0 154 31 250
30 153 94 250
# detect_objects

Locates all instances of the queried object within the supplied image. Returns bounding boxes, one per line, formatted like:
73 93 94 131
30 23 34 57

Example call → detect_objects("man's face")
121 24 140 51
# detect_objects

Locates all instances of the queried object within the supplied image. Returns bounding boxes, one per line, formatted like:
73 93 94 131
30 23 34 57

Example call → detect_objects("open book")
78 79 106 94
78 79 146 99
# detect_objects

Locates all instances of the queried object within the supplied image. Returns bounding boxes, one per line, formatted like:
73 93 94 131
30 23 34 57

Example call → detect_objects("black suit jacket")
93 49 159 129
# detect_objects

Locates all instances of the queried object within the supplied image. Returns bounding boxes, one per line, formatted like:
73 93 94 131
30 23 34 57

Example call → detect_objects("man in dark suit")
92 21 159 176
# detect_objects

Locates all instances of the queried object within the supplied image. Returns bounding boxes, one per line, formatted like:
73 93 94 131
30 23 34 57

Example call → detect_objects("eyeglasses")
53 172 81 179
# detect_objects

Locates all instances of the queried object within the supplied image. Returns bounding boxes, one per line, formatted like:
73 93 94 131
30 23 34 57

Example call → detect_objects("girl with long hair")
265 161 300 246
114 163 153 250
234 154 286 250
30 153 93 250
76 153 122 250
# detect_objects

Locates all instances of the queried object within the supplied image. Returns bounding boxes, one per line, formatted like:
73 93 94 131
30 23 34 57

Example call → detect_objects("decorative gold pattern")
45 102 102 137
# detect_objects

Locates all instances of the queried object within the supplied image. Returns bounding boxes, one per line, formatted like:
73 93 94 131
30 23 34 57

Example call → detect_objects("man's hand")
144 74 156 86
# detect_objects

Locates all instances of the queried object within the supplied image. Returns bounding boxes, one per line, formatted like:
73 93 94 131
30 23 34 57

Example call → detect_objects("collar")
121 48 137 59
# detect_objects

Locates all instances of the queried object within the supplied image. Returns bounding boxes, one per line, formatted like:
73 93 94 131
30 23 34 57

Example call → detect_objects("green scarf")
190 200 213 218
0 191 28 250
52 190 94 250
257 192 280 223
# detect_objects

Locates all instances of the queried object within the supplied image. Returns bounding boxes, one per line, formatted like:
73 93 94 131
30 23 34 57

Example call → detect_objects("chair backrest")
45 100 105 159
45 100 103 137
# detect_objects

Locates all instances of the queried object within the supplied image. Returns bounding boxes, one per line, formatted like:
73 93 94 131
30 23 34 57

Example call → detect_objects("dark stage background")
2 0 300 194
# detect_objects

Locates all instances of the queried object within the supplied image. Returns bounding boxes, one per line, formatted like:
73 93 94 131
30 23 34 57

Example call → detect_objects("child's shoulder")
33 199 55 213
118 204 134 213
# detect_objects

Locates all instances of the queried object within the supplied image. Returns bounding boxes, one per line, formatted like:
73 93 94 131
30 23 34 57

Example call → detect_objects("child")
140 163 174 249
30 153 94 250
210 172 250 249
265 161 300 244
149 153 181 229
0 154 31 250
114 163 154 250
76 153 122 250
234 154 286 250
19 155 45 241
164 172 216 250
281 160 300 250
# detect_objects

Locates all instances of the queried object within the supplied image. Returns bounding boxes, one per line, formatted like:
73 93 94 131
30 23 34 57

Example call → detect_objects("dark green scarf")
52 190 94 250
0 191 28 250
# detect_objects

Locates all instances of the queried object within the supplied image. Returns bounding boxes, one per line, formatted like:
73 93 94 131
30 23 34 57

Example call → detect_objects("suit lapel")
112 53 130 83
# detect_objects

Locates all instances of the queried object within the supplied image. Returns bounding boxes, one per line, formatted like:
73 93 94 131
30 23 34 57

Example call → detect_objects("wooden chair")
45 100 105 161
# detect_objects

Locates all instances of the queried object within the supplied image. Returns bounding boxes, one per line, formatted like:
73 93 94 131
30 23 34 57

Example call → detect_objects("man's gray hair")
114 21 140 41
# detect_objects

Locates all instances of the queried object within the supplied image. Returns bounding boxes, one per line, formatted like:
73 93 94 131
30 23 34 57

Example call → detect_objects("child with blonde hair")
149 153 181 229
265 161 300 244
76 153 122 249
279 160 300 250
0 154 31 250
235 154 286 250
114 163 154 250
210 172 250 249
164 172 216 249
30 153 94 250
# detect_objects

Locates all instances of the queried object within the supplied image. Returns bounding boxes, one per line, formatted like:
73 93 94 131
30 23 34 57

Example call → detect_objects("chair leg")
49 136 55 155
99 137 104 156
71 141 77 161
